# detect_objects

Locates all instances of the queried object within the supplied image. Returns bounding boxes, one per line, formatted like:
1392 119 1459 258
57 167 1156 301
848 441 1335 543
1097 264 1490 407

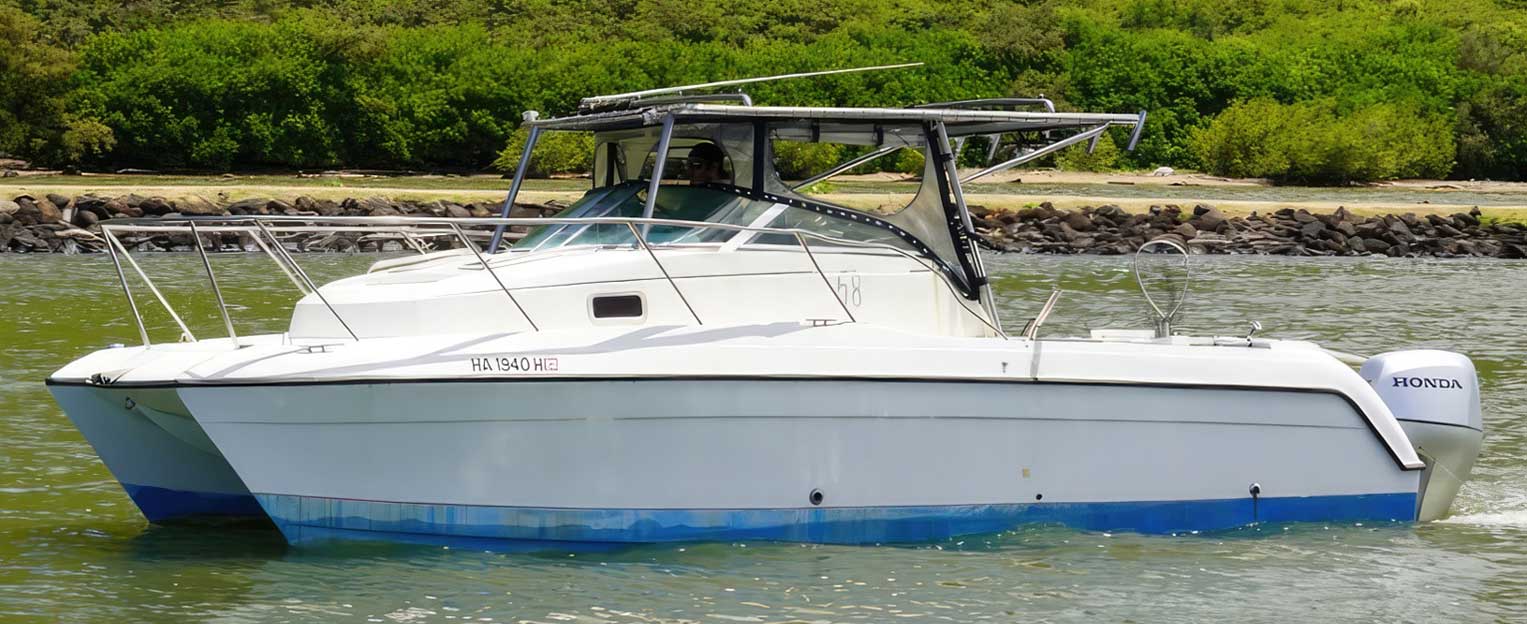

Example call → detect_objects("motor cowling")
1361 350 1484 521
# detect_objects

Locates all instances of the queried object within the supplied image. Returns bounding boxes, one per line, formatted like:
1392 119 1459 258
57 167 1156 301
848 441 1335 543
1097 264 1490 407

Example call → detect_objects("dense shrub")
1455 80 1527 180
4 0 1527 181
74 16 348 169
493 127 595 177
72 15 534 169
340 23 533 167
1193 99 1455 184
0 7 111 165
771 142 848 181
890 149 927 175
1054 133 1122 172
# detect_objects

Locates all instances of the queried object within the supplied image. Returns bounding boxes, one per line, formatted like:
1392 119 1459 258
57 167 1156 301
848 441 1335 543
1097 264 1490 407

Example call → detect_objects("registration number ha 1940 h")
470 356 559 373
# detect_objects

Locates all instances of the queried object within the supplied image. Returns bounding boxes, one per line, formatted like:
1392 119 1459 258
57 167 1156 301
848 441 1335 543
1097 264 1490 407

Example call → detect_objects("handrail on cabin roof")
525 103 1144 135
578 63 924 110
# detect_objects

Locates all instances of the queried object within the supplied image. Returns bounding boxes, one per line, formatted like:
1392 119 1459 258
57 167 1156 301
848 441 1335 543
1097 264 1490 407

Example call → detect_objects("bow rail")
99 215 1007 346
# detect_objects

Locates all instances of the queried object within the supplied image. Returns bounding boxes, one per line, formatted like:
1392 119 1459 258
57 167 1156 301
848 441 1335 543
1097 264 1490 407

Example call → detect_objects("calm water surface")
2 253 1525 623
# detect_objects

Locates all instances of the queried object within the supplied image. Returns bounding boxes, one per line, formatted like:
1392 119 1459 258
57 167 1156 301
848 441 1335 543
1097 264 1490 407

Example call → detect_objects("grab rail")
99 214 1006 346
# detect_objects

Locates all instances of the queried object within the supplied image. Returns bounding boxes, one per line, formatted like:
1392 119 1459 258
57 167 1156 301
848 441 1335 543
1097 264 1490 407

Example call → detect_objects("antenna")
579 62 924 110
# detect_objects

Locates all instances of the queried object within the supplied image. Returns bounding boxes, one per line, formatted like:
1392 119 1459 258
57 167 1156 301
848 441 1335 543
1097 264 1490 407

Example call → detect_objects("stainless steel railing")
99 215 1007 346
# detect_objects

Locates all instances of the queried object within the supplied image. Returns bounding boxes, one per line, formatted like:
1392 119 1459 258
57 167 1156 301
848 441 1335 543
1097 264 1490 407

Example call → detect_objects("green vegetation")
1054 134 1122 173
771 143 848 180
3 0 1527 183
493 128 595 177
1191 99 1455 184
0 8 111 163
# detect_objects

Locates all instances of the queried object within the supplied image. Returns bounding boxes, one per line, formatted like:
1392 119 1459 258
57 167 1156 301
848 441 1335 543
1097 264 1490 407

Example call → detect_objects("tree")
0 7 111 164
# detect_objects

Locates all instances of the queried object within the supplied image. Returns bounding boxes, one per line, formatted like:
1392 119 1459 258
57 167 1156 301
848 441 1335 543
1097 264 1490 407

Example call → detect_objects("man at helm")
685 142 729 185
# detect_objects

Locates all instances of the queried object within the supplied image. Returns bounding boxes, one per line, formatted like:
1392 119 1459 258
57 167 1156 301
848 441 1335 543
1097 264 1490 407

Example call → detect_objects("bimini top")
494 67 1146 303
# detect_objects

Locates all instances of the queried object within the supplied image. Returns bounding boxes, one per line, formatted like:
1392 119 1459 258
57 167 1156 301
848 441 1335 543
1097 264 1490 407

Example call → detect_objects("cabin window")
767 122 925 214
640 141 735 185
591 294 644 319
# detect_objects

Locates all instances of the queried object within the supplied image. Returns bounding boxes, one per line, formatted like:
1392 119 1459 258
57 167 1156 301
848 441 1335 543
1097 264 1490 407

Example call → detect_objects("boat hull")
47 383 262 523
254 493 1416 547
179 377 1420 546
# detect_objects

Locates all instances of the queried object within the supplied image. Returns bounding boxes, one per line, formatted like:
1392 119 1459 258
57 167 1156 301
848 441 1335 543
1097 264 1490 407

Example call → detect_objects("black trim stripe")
693 181 968 293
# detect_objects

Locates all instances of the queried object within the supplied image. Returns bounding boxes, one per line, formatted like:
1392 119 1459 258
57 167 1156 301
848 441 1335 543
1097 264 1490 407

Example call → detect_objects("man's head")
685 142 727 185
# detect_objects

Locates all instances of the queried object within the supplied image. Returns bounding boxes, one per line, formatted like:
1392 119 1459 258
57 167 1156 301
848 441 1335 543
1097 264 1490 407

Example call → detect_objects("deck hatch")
591 294 644 319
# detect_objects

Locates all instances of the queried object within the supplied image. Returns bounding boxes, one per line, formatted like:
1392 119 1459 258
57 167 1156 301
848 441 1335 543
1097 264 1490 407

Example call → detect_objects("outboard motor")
1361 350 1485 521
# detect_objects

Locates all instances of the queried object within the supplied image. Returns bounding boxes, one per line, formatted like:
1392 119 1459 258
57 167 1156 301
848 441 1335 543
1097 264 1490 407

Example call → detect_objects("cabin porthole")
809 489 824 506
1034 493 1043 501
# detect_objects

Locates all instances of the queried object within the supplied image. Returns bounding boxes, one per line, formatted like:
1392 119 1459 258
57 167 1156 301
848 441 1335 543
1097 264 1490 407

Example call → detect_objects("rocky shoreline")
972 202 1527 258
2 192 1525 258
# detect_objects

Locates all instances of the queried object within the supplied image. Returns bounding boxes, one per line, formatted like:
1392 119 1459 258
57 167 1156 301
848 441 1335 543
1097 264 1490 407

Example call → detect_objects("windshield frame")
512 180 962 282
494 110 991 301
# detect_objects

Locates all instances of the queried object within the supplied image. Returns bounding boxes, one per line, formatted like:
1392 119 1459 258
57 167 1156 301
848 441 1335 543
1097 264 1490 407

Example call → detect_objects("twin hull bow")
50 325 1471 547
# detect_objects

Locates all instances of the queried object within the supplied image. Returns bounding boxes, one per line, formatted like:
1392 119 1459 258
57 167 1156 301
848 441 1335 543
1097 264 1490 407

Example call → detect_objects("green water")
3 253 1526 623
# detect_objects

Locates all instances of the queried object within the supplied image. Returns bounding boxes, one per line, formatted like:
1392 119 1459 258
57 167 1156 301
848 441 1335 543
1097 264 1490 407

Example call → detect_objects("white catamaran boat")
48 66 1485 547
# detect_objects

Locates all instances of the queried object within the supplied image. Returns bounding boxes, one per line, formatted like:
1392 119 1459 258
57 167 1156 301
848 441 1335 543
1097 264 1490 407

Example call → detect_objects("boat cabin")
286 80 1145 341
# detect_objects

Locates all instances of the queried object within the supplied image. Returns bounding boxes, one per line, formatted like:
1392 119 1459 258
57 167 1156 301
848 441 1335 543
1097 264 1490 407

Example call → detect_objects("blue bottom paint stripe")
122 483 265 523
256 493 1418 546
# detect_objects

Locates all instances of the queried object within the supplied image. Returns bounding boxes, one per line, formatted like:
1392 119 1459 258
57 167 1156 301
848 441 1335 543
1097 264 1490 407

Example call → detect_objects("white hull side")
47 383 261 522
180 378 1419 545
